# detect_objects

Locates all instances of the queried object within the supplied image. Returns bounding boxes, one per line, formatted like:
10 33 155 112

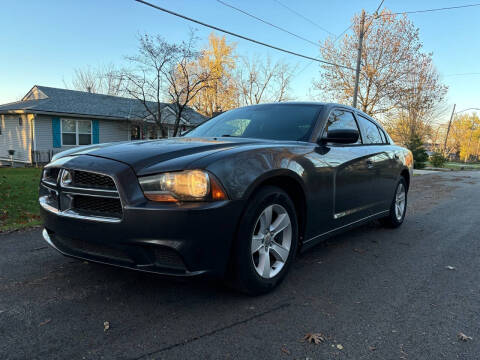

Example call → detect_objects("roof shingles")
0 85 207 124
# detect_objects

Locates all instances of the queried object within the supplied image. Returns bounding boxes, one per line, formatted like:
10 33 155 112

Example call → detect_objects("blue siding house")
0 85 207 164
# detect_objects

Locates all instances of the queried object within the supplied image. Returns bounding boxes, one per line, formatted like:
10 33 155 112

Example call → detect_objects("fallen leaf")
281 346 290 355
353 248 366 254
104 321 110 332
446 266 456 270
336 344 344 350
39 319 51 326
302 333 325 344
369 345 376 351
458 332 472 341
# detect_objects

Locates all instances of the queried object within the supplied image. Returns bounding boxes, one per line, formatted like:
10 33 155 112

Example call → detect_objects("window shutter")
92 120 99 144
52 117 61 148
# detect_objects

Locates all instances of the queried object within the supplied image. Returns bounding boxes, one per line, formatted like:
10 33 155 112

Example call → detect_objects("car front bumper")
40 155 245 277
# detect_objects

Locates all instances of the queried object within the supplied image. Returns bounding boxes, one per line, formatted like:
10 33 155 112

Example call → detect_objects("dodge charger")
39 102 413 294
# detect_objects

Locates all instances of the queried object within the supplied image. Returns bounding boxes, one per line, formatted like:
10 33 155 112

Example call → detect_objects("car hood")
55 137 274 173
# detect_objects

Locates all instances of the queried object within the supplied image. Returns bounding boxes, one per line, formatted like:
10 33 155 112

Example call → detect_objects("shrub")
414 161 426 169
406 135 428 169
430 152 446 168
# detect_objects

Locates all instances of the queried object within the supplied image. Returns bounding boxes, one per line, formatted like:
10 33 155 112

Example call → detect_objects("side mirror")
319 129 359 145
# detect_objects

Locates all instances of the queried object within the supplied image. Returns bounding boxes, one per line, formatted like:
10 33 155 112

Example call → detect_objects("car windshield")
184 104 322 141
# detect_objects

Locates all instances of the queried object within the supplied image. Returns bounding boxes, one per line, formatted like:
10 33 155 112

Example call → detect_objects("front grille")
72 170 116 190
73 195 122 217
53 234 132 263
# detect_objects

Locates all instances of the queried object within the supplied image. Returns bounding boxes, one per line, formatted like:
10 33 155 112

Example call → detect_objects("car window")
357 114 383 144
324 109 361 144
377 126 388 143
185 104 321 141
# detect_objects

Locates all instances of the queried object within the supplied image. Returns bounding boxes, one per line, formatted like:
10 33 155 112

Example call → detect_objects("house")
0 85 207 165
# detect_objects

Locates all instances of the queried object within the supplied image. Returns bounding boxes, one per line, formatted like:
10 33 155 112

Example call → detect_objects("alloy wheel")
251 204 292 279
395 183 406 221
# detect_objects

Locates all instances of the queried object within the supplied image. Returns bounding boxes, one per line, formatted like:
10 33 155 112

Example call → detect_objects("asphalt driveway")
1 171 479 359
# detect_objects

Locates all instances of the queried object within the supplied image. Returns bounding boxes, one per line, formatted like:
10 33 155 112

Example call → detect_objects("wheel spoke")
260 206 273 232
270 242 289 262
270 213 290 235
393 183 406 220
258 248 271 278
251 234 263 254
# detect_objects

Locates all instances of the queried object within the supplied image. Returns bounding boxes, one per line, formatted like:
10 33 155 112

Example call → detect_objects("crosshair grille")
72 170 116 190
73 195 122 217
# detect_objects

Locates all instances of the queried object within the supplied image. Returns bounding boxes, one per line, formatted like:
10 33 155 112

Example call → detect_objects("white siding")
0 114 33 163
99 120 129 143
34 115 53 150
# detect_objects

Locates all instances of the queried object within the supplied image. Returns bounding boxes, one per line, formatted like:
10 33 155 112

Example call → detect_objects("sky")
1 0 479 124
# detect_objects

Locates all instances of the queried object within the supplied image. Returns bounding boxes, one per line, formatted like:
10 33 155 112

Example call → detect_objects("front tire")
381 177 408 228
231 186 298 295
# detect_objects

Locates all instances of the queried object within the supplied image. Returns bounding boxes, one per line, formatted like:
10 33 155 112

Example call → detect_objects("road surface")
1 171 479 359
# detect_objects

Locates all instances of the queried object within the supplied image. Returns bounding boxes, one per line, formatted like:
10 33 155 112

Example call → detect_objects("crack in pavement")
132 302 291 359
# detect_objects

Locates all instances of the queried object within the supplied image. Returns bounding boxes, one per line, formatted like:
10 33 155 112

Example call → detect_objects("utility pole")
352 9 365 109
442 104 456 156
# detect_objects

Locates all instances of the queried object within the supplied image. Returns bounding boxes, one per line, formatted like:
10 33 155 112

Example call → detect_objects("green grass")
444 162 480 170
426 161 480 170
0 167 43 232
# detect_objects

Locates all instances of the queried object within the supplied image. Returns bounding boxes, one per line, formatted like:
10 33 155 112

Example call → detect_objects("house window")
61 119 92 146
18 117 23 126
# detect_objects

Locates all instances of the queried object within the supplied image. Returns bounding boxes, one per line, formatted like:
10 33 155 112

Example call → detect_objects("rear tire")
230 186 298 295
381 177 408 228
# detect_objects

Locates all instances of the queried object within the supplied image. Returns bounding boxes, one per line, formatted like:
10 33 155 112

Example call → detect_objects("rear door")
355 114 396 211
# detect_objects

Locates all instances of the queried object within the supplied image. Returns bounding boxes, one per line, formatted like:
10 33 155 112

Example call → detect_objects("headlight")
139 170 227 202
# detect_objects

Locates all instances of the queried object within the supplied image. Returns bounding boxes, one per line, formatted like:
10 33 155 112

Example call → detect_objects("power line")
334 0 384 43
298 0 385 79
272 0 335 36
373 0 386 15
134 0 355 70
334 24 353 43
216 0 320 48
377 2 480 16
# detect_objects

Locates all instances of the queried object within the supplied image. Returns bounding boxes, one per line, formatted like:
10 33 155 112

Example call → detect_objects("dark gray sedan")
39 102 413 294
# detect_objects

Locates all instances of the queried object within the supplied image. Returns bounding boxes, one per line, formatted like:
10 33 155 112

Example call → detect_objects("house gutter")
0 110 129 121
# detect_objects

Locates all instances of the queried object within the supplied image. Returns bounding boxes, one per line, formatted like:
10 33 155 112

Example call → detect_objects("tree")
121 34 180 137
163 34 213 136
66 64 125 96
314 9 447 144
450 113 480 162
383 52 448 145
236 56 295 106
190 33 238 117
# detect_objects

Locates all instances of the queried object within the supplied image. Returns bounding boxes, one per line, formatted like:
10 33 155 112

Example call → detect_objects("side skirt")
300 210 389 253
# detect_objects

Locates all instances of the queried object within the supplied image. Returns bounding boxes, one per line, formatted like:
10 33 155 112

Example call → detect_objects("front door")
321 109 378 227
